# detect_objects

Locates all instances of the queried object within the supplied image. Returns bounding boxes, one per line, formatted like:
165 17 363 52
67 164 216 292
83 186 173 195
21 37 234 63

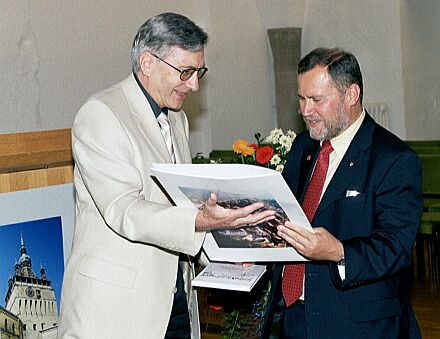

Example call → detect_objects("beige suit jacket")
58 74 205 338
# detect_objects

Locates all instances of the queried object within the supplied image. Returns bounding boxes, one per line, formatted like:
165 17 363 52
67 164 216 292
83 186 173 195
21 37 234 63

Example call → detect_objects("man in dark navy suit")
262 48 422 339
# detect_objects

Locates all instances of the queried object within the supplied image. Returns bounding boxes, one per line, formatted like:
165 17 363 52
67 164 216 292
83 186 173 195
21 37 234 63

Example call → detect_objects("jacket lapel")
120 75 178 163
298 140 320 201
312 114 376 221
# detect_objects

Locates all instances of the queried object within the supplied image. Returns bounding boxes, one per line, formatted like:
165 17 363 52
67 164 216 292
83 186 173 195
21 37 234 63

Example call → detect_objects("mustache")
303 115 321 123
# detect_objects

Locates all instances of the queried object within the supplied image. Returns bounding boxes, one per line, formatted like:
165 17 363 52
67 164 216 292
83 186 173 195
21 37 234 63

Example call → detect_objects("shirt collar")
133 72 168 118
327 108 365 158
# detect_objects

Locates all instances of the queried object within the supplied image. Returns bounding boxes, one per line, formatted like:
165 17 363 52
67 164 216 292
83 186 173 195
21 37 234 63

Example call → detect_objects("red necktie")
282 140 333 307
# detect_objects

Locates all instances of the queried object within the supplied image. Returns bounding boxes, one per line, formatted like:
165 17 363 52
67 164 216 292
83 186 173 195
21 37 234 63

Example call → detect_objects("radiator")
365 103 388 129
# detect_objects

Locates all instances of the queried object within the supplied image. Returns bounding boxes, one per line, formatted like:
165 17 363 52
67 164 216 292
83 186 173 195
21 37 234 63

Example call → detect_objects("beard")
305 100 350 140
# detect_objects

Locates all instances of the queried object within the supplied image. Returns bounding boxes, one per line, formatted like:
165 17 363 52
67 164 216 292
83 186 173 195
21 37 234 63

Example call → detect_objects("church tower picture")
4 234 58 339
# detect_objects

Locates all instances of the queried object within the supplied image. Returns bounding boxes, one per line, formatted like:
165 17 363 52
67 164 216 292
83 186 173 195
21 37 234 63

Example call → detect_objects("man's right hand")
195 193 276 231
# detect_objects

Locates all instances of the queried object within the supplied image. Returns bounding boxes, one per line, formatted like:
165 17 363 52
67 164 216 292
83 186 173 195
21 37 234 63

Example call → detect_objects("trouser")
164 263 190 339
282 299 307 339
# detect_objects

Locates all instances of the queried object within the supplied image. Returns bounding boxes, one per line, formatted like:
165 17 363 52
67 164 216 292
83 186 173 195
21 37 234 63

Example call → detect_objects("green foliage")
192 152 211 164
191 150 242 164
219 278 272 338
221 309 249 339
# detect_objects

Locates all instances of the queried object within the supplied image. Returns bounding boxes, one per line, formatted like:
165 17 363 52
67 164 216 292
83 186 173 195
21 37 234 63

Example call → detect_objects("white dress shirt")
297 109 366 299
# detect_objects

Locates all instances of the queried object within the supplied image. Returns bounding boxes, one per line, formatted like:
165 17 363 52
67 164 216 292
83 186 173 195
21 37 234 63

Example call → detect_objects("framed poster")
0 183 75 314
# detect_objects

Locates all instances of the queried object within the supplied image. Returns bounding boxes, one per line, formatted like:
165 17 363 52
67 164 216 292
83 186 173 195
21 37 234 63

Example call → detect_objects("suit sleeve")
72 99 203 256
330 150 422 289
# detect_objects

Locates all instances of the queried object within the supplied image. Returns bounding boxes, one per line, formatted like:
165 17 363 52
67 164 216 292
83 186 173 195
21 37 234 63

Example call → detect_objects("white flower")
264 134 277 144
270 154 281 166
264 135 275 144
265 128 283 144
279 135 293 151
287 130 297 139
276 164 284 172
271 128 283 136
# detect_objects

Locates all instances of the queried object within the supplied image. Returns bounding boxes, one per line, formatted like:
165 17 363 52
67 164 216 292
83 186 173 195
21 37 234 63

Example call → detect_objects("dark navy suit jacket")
262 114 422 339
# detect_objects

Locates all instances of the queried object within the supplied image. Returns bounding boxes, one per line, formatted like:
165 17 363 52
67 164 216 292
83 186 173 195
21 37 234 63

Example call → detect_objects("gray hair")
299 47 363 104
131 12 208 73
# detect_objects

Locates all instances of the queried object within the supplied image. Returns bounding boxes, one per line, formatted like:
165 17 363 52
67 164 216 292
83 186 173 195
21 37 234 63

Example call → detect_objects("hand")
234 262 254 268
195 193 276 231
277 221 344 262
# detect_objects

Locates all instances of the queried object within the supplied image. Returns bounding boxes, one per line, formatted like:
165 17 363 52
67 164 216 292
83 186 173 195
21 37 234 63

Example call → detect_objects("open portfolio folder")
191 262 267 292
151 163 313 291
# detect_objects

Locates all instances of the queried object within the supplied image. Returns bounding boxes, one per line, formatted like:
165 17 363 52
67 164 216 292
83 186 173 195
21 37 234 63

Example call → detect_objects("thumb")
206 193 218 207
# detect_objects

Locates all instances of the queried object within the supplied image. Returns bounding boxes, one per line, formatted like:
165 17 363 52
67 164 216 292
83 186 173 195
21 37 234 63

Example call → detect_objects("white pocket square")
346 190 361 197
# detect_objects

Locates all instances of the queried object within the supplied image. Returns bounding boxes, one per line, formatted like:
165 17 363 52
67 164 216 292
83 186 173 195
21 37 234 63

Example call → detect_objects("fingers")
234 262 254 268
284 221 311 236
239 202 265 214
229 208 276 228
196 194 276 231
242 262 254 268
276 224 341 261
277 222 317 257
245 208 276 224
249 214 276 226
277 222 304 242
277 223 306 248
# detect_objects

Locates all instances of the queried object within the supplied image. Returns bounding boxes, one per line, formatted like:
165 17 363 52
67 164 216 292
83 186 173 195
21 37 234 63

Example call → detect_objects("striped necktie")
157 112 176 163
282 140 333 306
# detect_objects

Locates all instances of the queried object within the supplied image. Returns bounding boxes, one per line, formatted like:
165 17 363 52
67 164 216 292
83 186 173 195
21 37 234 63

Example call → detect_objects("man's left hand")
277 221 344 262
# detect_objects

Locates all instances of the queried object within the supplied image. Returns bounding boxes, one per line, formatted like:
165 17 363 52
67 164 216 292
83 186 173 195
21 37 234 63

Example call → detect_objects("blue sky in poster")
0 216 64 312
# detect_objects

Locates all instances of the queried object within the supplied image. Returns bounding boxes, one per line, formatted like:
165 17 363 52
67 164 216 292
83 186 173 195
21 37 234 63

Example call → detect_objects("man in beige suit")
57 13 274 339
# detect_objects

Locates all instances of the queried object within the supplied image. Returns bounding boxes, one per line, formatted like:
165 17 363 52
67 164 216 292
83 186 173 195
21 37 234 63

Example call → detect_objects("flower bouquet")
232 128 296 173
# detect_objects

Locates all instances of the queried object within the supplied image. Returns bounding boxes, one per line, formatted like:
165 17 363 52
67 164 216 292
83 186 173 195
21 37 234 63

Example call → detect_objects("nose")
301 99 313 116
185 72 200 92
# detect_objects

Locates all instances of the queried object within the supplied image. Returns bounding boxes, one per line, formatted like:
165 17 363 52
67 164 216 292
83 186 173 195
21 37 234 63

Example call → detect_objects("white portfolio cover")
151 163 312 263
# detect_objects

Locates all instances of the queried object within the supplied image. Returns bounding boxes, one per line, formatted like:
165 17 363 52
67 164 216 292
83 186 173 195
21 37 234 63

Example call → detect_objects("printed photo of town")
179 186 289 249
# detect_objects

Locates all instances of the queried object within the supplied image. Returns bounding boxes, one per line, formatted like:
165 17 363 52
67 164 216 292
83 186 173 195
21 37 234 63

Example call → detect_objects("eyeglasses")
151 54 208 81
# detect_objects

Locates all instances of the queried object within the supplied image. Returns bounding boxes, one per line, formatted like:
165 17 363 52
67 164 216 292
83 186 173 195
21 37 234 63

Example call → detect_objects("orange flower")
232 139 255 156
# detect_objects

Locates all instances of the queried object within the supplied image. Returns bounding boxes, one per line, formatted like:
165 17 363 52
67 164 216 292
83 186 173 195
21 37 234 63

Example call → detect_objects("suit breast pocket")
332 194 372 239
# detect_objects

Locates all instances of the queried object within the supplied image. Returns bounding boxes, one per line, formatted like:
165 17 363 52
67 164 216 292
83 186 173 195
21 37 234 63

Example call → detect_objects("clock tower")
4 234 58 338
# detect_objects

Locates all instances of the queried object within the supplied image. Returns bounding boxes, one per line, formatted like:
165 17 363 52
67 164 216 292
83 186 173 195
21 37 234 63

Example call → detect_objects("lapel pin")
307 155 312 161
349 161 354 167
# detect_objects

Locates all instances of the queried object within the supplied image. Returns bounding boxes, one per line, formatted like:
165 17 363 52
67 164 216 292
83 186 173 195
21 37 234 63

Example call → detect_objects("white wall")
0 0 41 132
0 0 303 156
187 0 305 155
401 0 440 140
0 0 439 155
0 0 199 134
302 0 406 138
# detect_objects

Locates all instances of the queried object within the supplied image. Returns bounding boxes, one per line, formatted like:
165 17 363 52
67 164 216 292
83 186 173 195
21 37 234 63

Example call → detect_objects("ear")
345 83 361 106
139 52 153 77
